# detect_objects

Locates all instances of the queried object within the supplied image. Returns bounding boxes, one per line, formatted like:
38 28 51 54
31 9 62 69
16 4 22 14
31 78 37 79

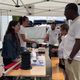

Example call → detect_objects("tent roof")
0 0 80 16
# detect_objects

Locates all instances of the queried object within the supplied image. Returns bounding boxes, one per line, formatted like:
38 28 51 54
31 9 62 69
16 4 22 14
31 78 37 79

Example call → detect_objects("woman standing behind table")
2 20 20 66
19 16 36 52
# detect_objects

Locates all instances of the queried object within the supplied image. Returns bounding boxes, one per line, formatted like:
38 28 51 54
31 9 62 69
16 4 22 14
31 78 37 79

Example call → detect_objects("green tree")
12 16 21 21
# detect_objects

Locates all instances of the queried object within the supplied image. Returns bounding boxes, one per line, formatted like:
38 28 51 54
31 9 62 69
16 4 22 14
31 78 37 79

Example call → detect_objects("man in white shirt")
44 22 59 58
19 16 36 52
64 3 80 80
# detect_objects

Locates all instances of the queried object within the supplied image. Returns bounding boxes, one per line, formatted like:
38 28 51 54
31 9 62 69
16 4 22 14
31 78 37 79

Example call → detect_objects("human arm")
44 34 49 43
20 34 36 43
68 22 80 63
68 39 80 64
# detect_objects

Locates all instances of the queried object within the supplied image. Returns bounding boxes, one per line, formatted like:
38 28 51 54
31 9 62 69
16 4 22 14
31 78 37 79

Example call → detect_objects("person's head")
60 23 69 36
19 16 29 27
6 20 20 34
64 3 79 20
51 22 56 30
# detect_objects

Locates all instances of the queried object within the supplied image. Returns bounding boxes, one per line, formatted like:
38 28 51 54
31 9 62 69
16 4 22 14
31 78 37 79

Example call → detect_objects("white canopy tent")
0 0 80 16
0 0 80 48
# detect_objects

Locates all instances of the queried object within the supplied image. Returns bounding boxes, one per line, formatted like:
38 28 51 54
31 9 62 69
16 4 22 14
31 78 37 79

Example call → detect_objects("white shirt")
58 35 66 58
63 16 80 61
19 25 28 48
47 28 59 45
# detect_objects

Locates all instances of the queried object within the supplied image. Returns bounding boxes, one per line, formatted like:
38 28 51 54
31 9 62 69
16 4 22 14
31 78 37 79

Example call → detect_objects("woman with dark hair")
2 20 20 66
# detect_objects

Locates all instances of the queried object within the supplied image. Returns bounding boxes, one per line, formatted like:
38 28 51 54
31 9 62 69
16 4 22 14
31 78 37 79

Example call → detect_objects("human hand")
68 58 73 64
13 58 20 62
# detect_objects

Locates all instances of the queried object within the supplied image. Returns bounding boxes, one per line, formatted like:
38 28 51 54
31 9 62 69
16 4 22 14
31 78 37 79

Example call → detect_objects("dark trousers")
49 44 58 59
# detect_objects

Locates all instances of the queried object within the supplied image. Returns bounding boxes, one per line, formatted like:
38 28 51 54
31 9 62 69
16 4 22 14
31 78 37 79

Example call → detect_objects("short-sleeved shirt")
58 35 65 58
19 25 28 48
63 16 80 61
47 28 59 45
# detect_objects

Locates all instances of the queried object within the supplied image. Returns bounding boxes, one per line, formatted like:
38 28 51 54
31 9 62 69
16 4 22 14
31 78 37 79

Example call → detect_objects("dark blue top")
2 33 20 60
